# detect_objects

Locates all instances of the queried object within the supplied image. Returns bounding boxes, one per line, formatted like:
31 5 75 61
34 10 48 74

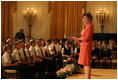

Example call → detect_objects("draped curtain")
66 1 78 37
1 1 17 42
49 1 86 39
50 1 65 39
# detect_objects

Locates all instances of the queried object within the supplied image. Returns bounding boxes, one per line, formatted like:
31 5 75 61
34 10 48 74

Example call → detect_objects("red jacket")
80 22 94 46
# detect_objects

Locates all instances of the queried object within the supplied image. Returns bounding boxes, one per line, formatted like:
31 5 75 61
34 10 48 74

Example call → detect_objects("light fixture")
23 8 36 37
96 8 109 33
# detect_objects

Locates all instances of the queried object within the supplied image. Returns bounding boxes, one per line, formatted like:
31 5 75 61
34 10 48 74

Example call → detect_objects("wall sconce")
96 8 109 33
23 8 36 37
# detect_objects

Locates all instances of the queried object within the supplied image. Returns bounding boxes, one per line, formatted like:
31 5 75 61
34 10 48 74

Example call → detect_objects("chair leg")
5 73 17 79
7 73 8 79
3 72 6 79
15 72 17 79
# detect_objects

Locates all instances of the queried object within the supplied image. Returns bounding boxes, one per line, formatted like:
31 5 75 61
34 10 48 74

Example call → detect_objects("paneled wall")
87 1 117 33
13 1 50 40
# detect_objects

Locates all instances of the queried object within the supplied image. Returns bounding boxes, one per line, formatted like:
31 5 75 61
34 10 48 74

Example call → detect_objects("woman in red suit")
72 12 94 79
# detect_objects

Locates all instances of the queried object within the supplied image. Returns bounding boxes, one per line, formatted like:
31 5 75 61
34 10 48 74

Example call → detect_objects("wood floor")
66 68 117 79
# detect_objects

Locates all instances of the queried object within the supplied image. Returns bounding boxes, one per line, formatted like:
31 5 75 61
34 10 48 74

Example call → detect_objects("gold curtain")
1 1 17 42
77 1 86 36
50 1 65 39
66 1 78 37
49 1 86 39
65 1 86 37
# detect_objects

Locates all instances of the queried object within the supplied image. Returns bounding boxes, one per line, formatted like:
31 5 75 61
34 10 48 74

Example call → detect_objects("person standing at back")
15 29 25 40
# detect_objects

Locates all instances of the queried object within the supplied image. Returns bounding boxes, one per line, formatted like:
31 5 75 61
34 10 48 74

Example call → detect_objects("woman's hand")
72 37 78 41
72 37 82 42
78 38 83 41
71 37 76 40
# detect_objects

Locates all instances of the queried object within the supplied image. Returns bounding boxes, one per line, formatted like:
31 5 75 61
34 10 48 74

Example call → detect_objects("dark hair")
55 39 60 43
67 41 72 45
47 39 51 43
30 39 36 45
3 45 11 51
62 38 67 42
83 12 93 21
20 29 24 31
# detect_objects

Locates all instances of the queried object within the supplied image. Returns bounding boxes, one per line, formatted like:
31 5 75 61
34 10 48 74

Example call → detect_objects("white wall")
86 1 117 33
13 1 50 40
